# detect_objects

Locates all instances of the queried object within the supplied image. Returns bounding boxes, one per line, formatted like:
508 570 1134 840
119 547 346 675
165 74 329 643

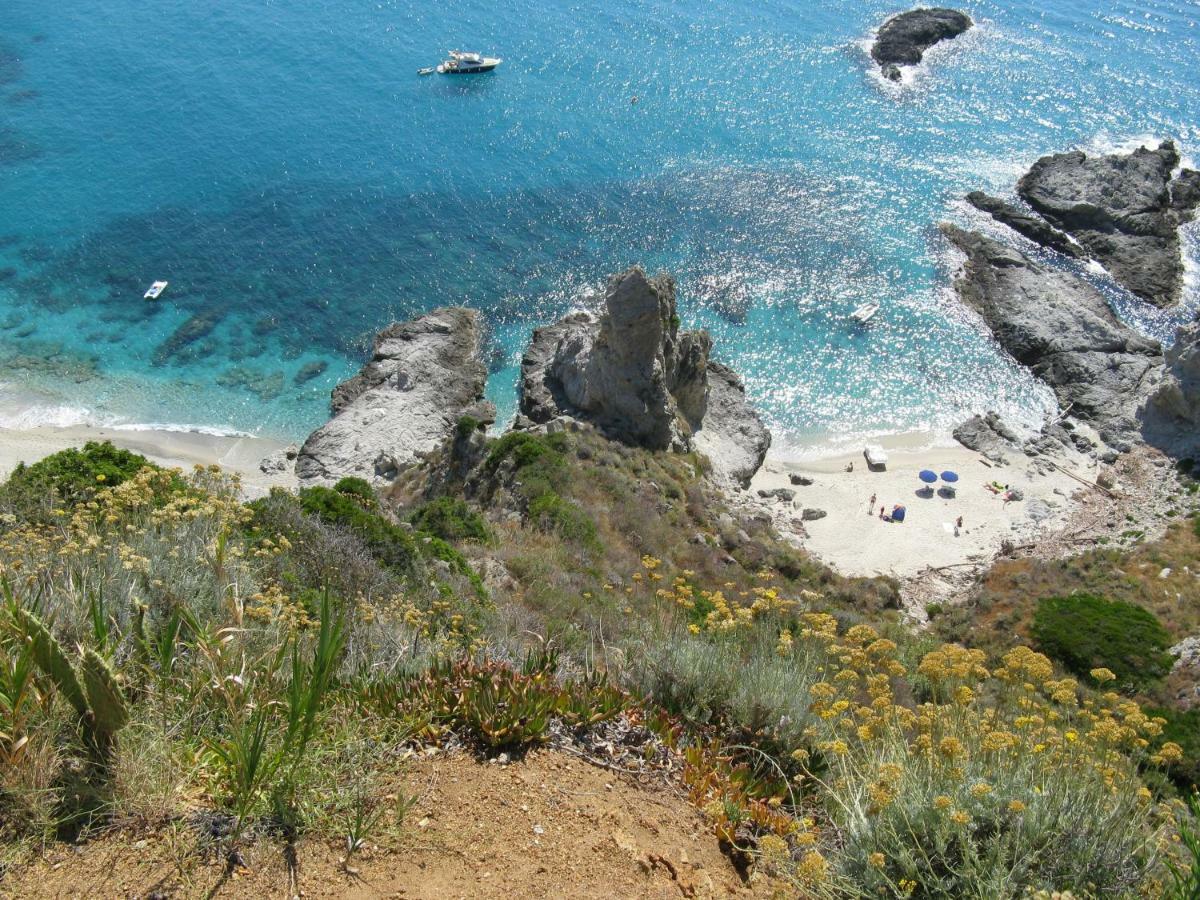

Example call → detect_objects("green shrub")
456 415 481 439
527 492 597 546
484 431 567 473
1031 593 1173 690
0 441 160 521
332 476 377 508
409 497 490 543
298 486 419 575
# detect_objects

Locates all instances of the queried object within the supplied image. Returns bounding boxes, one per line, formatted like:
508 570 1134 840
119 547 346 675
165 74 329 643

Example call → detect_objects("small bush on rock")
409 497 490 543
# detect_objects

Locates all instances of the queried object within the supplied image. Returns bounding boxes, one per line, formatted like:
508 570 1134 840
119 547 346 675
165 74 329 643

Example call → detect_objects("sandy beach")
746 432 1105 583
0 425 298 498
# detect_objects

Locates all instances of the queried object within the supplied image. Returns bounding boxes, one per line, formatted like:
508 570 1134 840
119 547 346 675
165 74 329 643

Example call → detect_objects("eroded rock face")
871 8 972 81
1143 321 1200 457
1016 142 1200 307
941 224 1163 450
519 267 770 486
296 307 494 485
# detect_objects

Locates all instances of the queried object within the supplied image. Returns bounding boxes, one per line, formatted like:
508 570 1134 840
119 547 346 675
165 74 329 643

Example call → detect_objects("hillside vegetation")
0 438 1197 897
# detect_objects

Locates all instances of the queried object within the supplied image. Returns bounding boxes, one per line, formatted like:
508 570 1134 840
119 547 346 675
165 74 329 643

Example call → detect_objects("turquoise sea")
1 0 1197 454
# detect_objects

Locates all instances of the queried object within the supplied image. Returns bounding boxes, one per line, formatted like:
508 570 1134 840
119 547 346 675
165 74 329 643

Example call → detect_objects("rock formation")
940 224 1163 450
519 267 770 486
1016 141 1199 307
965 191 1083 258
1143 320 1200 457
871 8 972 81
295 308 494 485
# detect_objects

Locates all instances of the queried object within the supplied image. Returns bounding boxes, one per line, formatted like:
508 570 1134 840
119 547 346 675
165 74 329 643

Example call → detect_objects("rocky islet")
870 7 973 82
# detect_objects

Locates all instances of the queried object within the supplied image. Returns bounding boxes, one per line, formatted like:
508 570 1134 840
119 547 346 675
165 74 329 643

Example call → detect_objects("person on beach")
846 461 854 473
869 492 876 514
879 505 885 519
954 515 963 537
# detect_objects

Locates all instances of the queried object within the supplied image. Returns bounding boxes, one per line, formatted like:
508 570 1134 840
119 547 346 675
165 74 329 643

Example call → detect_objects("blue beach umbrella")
940 471 959 483
918 470 938 484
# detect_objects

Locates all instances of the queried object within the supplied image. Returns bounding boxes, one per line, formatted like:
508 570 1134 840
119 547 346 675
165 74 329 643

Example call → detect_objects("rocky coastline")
870 8 972 82
969 141 1199 307
945 140 1200 463
283 267 770 491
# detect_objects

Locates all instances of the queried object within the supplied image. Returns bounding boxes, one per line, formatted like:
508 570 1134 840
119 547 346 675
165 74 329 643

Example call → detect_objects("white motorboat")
850 301 879 324
435 50 502 74
144 280 168 300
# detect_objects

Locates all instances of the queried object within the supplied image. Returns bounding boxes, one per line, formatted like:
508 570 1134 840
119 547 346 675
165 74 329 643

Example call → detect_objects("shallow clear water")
1 0 1197 453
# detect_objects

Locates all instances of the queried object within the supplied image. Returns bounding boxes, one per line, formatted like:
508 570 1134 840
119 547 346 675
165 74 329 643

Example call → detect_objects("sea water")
1 0 1197 455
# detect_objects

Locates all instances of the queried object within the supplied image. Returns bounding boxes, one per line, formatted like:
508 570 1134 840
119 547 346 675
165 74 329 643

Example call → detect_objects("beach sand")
747 432 1102 582
0 425 298 498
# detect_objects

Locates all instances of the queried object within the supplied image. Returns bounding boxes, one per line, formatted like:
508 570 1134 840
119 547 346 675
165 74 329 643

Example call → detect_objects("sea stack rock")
1016 141 1200 307
295 308 494 485
871 8 972 81
940 224 1163 450
519 267 770 487
1143 320 1200 457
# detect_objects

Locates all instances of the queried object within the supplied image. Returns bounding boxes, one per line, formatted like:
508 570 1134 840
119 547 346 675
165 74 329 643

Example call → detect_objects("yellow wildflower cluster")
653 568 798 633
761 621 1177 892
246 583 312 630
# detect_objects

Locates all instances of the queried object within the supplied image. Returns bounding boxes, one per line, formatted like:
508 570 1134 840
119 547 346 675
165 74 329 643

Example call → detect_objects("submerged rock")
296 307 495 486
1016 141 1200 307
294 359 328 386
153 309 221 366
941 224 1163 450
965 192 1084 258
871 8 972 80
519 267 769 486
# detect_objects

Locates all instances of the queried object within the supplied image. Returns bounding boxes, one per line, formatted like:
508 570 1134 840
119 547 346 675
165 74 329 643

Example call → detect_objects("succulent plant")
16 608 129 758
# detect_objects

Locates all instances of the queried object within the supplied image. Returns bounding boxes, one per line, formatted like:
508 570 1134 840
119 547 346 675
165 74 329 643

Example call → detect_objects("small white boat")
417 66 436 76
435 50 502 74
144 280 168 300
850 302 879 324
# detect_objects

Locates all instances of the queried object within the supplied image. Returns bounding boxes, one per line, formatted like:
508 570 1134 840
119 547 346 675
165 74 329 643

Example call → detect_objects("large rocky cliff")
295 307 494 486
519 267 770 487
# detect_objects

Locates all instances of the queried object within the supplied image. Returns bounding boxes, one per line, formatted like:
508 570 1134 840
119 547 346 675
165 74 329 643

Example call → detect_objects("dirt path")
2 749 763 899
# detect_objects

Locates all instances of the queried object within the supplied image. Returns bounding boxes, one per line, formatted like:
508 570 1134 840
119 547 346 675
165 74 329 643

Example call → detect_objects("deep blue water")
1 0 1197 453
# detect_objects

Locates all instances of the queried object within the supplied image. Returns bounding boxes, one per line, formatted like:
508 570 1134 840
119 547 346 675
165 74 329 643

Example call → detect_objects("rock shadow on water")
0 128 41 167
153 308 225 366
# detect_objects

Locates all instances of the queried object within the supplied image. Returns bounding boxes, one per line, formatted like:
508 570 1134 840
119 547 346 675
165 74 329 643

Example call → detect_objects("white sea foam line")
0 400 255 439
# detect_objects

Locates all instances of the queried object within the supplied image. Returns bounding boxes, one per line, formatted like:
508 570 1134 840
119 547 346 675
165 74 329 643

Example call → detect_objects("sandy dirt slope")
2 749 763 899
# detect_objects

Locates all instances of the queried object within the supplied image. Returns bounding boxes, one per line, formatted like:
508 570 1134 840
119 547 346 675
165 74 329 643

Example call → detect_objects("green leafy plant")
205 704 282 851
